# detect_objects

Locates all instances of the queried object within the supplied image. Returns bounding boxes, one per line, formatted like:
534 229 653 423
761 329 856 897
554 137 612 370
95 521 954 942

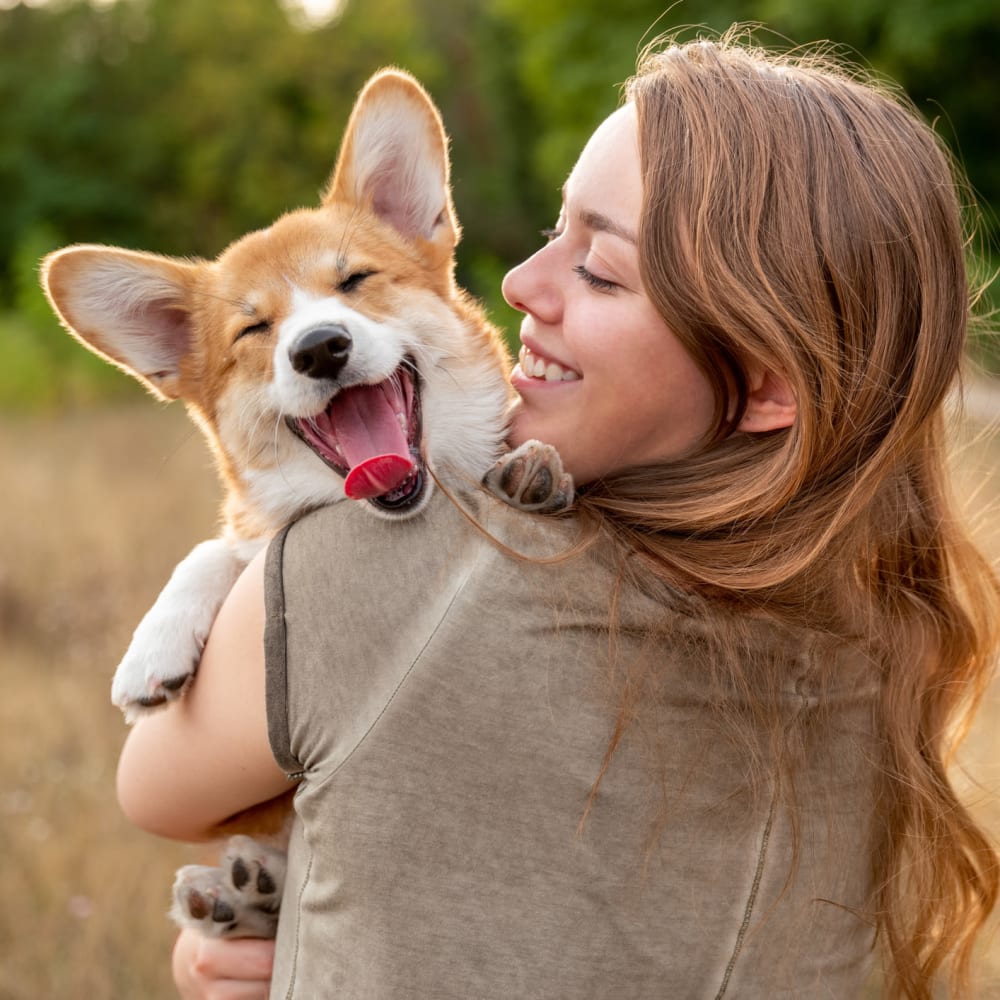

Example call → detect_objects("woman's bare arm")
116 547 291 842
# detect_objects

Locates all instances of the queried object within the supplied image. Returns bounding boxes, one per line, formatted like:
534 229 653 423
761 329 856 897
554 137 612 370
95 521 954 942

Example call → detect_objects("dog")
41 68 572 938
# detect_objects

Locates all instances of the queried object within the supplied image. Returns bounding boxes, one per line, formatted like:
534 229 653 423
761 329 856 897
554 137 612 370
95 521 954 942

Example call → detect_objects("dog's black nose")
290 324 352 380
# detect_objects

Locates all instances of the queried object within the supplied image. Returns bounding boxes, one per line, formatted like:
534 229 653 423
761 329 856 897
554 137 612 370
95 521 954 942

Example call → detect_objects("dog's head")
42 70 511 533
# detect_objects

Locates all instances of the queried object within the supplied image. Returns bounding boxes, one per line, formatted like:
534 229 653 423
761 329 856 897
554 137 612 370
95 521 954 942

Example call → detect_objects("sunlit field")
1 405 218 999
1 395 999 998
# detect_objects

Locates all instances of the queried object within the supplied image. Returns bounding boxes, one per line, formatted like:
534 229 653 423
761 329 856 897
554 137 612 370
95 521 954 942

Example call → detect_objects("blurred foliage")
0 0 997 408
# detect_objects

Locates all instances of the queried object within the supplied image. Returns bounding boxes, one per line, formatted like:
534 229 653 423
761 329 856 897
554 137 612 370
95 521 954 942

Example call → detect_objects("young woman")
119 32 1000 1000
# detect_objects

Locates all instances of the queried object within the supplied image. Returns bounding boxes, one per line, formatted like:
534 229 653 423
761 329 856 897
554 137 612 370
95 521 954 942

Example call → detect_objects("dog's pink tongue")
328 383 414 500
344 454 414 499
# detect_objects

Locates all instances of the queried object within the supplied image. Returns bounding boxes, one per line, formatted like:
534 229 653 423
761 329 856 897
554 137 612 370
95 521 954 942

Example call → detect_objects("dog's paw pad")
171 865 243 938
484 440 574 513
223 835 287 910
183 886 235 925
232 856 278 896
170 849 284 940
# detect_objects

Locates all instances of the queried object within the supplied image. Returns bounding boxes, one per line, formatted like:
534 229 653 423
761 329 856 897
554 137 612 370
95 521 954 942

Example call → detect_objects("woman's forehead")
563 104 641 230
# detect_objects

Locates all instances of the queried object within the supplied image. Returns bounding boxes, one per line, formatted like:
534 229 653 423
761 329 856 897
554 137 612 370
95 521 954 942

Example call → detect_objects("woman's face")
503 104 717 485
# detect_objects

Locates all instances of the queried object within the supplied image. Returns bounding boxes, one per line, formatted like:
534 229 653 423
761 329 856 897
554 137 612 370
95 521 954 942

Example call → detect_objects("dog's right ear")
325 69 458 258
42 245 199 401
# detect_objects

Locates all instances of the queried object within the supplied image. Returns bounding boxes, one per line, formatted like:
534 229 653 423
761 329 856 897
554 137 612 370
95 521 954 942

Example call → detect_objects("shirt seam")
264 521 302 777
712 794 777 998
713 662 815 996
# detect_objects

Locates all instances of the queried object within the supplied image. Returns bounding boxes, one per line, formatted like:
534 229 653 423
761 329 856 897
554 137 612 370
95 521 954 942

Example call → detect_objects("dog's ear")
42 246 199 401
325 69 458 255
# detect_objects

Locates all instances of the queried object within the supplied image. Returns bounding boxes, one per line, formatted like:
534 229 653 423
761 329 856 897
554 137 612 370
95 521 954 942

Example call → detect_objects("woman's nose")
502 248 559 325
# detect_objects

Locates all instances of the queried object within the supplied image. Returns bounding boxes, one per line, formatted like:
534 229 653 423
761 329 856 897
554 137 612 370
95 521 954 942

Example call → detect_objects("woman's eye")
337 270 376 293
234 319 271 342
572 264 618 293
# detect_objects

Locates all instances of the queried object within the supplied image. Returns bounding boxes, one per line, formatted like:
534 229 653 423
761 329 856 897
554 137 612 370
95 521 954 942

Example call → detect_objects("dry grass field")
1 396 999 998
1 404 218 999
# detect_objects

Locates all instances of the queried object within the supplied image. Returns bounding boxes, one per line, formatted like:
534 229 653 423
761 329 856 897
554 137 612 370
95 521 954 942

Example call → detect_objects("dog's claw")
483 440 574 513
170 836 287 940
135 694 168 709
117 669 195 724
113 643 200 723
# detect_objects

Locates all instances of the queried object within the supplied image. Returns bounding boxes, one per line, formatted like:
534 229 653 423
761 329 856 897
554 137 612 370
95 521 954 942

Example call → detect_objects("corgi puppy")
42 69 571 728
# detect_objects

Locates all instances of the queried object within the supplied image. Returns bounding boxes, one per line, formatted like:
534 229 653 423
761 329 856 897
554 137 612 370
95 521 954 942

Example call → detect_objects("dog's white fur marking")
110 538 254 721
271 287 407 417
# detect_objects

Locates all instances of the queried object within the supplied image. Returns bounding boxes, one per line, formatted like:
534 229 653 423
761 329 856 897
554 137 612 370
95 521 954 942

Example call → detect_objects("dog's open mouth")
286 365 426 513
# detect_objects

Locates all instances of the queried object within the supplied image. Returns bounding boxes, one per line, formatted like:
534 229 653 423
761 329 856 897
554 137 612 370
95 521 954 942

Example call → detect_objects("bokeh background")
1 1 998 996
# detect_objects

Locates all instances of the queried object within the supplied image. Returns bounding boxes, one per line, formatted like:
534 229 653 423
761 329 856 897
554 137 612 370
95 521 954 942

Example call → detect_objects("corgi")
42 68 572 726
42 69 571 938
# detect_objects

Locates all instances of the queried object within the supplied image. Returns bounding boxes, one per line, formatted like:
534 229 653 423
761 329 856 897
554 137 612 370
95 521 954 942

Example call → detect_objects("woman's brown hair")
580 30 999 998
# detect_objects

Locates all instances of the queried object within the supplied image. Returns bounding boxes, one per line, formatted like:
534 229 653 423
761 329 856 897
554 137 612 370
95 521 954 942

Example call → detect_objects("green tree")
1 0 996 406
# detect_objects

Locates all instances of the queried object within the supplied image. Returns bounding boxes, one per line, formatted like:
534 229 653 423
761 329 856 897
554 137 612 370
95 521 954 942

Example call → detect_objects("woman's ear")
737 366 797 432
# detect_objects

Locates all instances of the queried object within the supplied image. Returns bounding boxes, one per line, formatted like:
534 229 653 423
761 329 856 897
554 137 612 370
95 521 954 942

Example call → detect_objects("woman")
119 32 1000 999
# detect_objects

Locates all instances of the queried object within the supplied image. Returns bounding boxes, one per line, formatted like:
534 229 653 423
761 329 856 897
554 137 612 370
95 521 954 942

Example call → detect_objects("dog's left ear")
325 69 457 254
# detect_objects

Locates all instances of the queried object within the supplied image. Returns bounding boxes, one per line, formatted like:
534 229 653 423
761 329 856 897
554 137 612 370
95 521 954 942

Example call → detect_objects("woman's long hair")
581 31 1000 997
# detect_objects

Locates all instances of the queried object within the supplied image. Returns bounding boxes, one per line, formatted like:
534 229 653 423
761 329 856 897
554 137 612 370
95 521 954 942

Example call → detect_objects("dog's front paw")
484 440 574 513
111 539 249 724
171 836 287 940
111 614 205 724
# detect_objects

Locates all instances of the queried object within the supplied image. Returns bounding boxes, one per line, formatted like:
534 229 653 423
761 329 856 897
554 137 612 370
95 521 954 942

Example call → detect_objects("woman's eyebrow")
560 183 638 244
578 207 638 245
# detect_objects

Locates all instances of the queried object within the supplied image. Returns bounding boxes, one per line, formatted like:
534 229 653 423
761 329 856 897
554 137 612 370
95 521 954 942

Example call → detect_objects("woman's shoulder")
267 485 590 605
275 485 586 570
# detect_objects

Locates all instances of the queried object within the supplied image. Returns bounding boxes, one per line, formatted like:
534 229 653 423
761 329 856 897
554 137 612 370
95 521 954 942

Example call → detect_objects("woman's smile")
513 344 581 383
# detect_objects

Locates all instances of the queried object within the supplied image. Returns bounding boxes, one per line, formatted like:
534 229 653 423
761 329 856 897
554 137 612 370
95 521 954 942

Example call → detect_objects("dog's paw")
170 836 287 940
110 539 249 724
111 619 204 724
483 440 574 513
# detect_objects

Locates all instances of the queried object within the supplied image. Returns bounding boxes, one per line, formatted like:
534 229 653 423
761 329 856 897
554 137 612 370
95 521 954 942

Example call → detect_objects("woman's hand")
172 928 275 1000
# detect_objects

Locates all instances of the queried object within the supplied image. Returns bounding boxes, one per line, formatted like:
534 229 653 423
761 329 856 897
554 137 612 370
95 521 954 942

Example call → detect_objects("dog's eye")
337 270 376 294
234 320 271 343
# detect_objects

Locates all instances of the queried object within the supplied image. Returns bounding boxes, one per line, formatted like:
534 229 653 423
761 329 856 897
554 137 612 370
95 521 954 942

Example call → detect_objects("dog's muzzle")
286 362 428 514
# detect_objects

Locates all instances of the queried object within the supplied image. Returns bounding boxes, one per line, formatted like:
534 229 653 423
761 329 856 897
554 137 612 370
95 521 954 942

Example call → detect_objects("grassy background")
0 405 217 999
1 398 999 997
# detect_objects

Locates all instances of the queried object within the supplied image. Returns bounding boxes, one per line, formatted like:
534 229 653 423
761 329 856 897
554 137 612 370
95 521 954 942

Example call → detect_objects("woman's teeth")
518 346 580 382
